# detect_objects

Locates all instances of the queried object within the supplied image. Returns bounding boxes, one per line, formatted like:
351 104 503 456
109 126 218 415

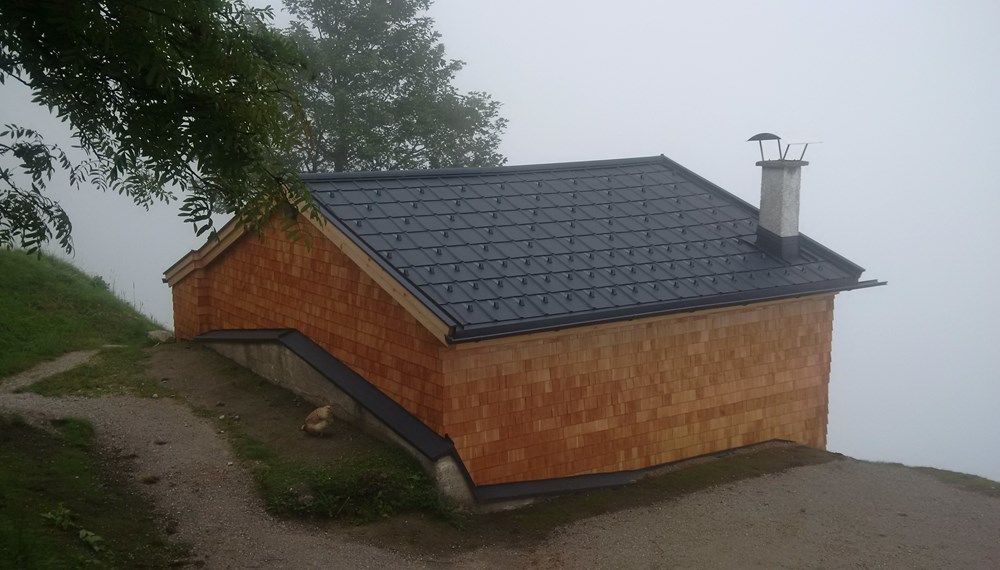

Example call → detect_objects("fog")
2 0 997 480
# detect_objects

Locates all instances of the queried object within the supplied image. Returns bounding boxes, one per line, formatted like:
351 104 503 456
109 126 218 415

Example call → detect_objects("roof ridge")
299 155 668 181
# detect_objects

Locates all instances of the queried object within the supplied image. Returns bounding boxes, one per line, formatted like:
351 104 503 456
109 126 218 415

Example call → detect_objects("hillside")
0 250 156 377
1 250 998 568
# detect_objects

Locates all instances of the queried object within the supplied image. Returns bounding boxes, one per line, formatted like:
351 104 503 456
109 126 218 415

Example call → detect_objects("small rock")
215 402 225 407
154 440 168 446
147 330 175 343
227 461 234 467
152 394 159 399
232 415 240 421
141 475 161 485
288 482 315 506
161 377 169 383
218 415 226 420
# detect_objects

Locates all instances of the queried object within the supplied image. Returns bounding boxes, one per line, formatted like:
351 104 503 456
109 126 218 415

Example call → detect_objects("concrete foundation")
205 341 477 507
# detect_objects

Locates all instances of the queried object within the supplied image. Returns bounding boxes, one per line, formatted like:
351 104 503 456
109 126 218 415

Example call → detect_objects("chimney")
747 133 815 260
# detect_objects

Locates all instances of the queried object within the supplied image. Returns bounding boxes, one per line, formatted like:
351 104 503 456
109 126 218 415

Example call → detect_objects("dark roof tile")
303 155 874 341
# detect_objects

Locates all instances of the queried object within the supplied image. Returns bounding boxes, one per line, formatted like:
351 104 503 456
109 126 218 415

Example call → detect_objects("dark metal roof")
305 155 880 342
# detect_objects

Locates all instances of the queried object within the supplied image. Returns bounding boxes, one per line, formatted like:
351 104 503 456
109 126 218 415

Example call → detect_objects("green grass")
0 249 158 378
913 467 1000 499
25 345 171 398
221 419 453 524
0 415 187 568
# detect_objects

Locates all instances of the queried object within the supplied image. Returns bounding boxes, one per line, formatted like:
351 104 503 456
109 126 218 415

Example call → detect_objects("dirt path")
0 349 99 393
0 391 433 569
2 353 999 569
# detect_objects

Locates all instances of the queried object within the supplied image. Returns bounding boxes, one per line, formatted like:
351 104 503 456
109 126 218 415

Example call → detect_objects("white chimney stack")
747 133 816 260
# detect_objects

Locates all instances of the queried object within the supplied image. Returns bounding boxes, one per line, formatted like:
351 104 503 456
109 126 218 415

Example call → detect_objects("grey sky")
2 0 997 479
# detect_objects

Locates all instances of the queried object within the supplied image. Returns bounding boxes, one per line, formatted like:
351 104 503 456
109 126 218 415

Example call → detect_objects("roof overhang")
448 278 885 343
163 219 245 287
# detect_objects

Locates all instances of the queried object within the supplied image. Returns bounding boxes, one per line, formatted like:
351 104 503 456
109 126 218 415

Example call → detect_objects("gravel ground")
502 460 1000 569
2 352 998 569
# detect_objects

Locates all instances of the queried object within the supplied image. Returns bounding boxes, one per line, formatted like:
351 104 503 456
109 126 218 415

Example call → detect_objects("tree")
283 0 506 173
0 0 308 253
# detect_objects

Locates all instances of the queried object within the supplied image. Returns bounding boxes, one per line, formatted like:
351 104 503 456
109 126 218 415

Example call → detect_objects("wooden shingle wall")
442 295 836 485
173 222 839 487
171 221 446 431
171 275 203 340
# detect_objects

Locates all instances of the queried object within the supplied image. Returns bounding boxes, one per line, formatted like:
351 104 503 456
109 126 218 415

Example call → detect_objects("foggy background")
2 0 997 480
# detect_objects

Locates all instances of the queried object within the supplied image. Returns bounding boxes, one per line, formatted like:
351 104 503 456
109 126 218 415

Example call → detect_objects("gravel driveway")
2 352 998 569
495 460 1000 569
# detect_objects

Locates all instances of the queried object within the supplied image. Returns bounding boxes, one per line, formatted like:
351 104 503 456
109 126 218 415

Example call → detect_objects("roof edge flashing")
449 279 886 343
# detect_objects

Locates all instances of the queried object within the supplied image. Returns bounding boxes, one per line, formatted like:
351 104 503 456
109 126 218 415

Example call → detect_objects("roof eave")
163 218 245 286
653 155 867 278
446 278 886 344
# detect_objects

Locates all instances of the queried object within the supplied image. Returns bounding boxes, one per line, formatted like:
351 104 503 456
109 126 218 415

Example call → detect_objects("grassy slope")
0 415 187 568
27 345 171 398
0 249 157 378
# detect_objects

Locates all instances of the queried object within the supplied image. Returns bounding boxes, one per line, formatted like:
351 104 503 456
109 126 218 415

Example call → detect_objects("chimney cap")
747 132 781 142
747 132 820 162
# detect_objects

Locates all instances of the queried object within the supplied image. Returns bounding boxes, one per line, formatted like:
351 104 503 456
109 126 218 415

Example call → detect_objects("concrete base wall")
206 341 476 507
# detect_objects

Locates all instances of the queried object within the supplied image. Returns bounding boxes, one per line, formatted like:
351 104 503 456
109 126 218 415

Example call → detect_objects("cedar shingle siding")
173 221 447 431
442 295 833 484
173 220 833 485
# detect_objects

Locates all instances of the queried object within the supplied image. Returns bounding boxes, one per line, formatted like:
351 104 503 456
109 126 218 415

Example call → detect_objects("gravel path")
3 354 998 569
